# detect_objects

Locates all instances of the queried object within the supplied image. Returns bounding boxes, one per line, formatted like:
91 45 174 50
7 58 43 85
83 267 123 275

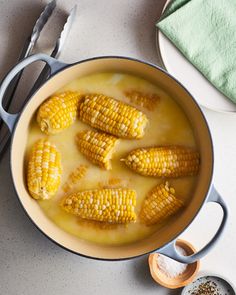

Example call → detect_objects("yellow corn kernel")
27 139 62 200
78 93 148 139
98 178 125 189
61 188 137 224
76 130 119 170
62 165 88 193
77 219 119 230
124 90 160 111
108 177 122 186
140 182 183 225
37 91 81 134
124 146 200 177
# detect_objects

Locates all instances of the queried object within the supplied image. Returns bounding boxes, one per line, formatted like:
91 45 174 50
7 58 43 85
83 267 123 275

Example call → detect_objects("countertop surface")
0 0 235 294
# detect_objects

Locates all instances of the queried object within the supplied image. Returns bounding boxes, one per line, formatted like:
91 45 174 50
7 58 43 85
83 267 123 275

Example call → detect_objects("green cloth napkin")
157 0 236 104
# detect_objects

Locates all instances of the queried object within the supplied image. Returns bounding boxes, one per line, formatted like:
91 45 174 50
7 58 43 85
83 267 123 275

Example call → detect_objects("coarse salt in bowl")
148 239 200 289
157 245 188 278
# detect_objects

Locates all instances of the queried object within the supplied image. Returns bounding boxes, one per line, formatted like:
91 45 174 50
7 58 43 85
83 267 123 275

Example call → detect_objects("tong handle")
0 38 33 114
0 53 67 133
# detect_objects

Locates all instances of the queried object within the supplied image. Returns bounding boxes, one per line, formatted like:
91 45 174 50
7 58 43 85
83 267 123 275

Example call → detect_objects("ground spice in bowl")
182 276 236 295
190 280 220 295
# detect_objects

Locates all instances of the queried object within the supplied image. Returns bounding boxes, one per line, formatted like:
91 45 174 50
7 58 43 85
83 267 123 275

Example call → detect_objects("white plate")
156 2 236 113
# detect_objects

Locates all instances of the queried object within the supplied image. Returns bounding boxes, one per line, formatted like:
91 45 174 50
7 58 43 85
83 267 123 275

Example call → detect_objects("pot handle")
157 186 229 263
0 53 67 133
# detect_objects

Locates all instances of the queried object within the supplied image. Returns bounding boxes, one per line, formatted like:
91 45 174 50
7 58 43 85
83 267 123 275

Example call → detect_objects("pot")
0 54 228 262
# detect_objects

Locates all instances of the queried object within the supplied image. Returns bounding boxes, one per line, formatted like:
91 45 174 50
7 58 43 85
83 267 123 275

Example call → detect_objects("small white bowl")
181 275 236 295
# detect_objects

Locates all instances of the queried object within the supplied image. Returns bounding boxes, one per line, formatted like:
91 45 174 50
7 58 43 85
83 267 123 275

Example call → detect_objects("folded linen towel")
157 0 236 103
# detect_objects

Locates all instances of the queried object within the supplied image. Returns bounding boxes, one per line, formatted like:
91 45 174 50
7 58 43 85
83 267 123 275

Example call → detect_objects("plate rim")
156 2 236 114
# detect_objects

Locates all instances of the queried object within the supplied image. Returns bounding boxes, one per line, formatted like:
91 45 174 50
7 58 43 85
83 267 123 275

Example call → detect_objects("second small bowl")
148 239 200 289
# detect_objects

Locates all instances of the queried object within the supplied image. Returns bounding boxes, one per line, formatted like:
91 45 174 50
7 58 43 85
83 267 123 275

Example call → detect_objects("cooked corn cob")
124 146 200 177
27 139 62 200
76 130 119 170
124 90 159 111
78 93 148 139
140 182 183 225
37 91 81 134
61 188 137 223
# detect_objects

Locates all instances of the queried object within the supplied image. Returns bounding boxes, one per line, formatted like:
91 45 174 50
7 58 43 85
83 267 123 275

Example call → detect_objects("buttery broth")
26 73 198 245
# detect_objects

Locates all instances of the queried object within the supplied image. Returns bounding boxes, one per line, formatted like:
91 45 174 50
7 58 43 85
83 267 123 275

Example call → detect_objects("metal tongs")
0 0 77 160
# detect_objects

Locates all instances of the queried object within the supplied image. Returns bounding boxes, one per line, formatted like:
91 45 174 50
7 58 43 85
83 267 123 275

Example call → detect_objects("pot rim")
9 55 214 261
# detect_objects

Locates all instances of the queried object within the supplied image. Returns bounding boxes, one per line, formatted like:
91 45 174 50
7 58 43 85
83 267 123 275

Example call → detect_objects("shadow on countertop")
132 254 182 294
129 0 167 63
